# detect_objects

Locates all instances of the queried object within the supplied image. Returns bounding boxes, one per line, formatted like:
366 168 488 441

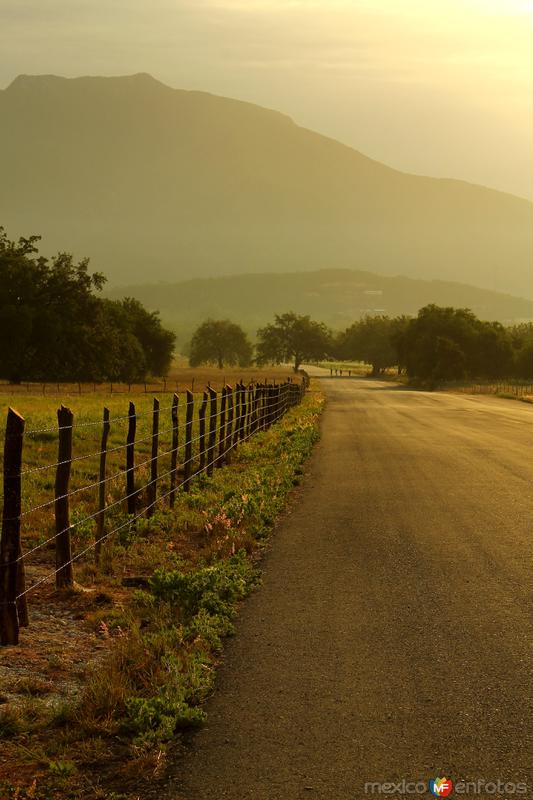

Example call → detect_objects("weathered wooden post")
95 407 110 564
225 385 234 464
126 402 136 515
251 383 260 433
257 384 264 430
265 383 271 428
146 398 159 517
199 392 208 473
207 387 217 477
239 382 246 441
55 405 74 589
169 393 179 508
217 386 227 467
183 391 194 491
247 384 253 435
0 409 25 645
232 383 241 449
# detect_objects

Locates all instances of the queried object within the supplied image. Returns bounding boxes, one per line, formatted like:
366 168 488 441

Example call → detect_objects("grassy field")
0 364 294 399
0 366 294 573
0 382 324 800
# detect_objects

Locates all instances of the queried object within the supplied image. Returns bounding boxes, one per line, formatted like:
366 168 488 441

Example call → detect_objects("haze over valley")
2 72 533 304
107 269 533 345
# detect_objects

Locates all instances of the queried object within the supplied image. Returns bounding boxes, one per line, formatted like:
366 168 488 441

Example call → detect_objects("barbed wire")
16 397 257 519
9 381 283 437
24 403 177 437
14 392 295 601
17 387 279 478
7 392 291 566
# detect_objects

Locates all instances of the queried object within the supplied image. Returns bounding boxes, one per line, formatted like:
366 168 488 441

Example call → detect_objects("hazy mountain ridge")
106 269 533 344
2 73 533 296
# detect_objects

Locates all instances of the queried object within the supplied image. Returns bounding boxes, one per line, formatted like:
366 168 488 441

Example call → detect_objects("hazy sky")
2 0 533 201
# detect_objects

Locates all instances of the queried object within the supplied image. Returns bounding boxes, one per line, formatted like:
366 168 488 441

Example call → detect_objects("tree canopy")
256 312 331 372
189 319 252 369
330 304 533 384
337 315 406 376
0 228 175 382
397 305 514 383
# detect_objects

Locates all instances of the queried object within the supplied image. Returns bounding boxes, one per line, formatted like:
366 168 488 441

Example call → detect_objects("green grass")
0 381 293 566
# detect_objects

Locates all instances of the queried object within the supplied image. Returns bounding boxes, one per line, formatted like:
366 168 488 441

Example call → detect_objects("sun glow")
471 0 533 12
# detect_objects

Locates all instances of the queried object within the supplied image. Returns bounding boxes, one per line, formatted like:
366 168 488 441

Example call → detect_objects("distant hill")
106 269 533 346
2 73 533 296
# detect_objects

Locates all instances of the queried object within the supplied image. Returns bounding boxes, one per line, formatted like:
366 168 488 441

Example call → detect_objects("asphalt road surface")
167 374 532 799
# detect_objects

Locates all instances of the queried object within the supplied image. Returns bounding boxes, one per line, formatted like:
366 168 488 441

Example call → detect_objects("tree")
396 304 513 383
338 315 399 376
0 227 175 382
432 336 467 382
118 298 175 377
189 319 252 369
256 312 331 372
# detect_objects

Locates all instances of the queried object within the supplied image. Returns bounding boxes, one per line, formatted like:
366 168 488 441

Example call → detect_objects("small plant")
0 705 22 738
14 677 53 697
150 550 259 623
48 759 76 777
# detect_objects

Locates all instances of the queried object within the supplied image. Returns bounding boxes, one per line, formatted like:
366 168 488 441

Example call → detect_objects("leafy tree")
0 227 175 382
118 298 175 377
338 315 398 376
189 319 252 369
432 336 467 381
472 321 513 380
256 312 330 372
396 304 513 383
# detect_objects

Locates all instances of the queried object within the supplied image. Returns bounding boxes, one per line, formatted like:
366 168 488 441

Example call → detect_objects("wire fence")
452 381 533 398
0 377 308 646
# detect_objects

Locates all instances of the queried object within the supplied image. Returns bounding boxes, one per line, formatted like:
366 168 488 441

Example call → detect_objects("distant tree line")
189 304 533 384
335 304 533 383
189 312 331 372
0 229 175 382
7 223 531 385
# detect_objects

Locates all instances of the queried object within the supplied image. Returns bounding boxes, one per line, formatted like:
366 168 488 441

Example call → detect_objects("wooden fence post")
251 383 260 433
16 536 28 629
207 387 217 476
147 398 159 517
247 384 253 435
264 385 271 427
0 409 25 645
232 384 240 449
262 384 269 428
239 382 246 441
225 385 234 464
217 386 227 466
55 405 74 589
169 393 179 508
95 407 110 564
199 392 208 472
183 391 194 491
126 402 136 516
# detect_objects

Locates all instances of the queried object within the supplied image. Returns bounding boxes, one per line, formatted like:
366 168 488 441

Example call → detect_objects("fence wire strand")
6 391 291 568
14 389 295 601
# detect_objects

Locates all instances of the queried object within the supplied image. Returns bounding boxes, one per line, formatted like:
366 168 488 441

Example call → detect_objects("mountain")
105 269 533 345
1 73 533 296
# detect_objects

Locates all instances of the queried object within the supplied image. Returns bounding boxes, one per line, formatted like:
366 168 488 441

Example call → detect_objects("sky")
2 0 533 201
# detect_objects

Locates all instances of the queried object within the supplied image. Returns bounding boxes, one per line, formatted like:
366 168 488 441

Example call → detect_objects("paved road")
167 375 532 799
